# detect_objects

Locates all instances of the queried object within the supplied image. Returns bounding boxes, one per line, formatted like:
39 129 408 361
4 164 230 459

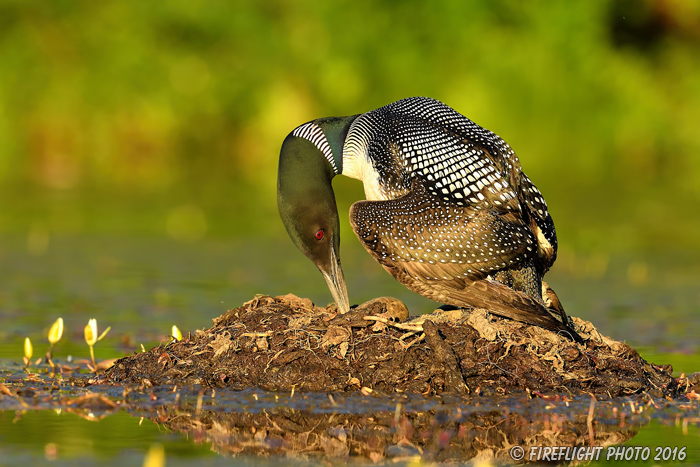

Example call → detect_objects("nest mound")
106 294 684 397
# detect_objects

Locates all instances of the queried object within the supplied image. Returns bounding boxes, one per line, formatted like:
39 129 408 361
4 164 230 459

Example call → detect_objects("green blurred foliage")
1 0 699 254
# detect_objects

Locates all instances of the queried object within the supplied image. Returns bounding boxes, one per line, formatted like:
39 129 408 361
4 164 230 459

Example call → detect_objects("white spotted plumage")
344 97 563 325
342 97 532 216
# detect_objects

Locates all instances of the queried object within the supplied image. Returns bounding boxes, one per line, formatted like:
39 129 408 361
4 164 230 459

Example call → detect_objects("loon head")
277 115 358 313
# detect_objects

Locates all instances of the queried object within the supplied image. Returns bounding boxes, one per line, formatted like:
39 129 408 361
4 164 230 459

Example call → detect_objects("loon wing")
349 181 579 339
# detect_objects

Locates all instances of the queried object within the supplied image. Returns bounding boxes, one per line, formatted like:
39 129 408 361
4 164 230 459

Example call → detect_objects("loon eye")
315 229 324 241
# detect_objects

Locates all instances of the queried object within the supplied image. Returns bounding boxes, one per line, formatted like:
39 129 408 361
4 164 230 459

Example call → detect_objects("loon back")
343 98 557 266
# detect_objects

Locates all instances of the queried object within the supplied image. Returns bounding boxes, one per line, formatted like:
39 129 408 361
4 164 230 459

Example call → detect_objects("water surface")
0 234 698 465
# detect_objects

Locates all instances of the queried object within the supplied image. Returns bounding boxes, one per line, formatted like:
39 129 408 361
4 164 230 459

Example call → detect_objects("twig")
399 333 426 349
264 350 285 373
240 331 272 338
363 316 424 332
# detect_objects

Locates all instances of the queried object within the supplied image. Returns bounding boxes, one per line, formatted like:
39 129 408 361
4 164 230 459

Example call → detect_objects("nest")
106 294 686 398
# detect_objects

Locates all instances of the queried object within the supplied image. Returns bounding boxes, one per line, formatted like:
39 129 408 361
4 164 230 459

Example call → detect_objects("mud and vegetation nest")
106 294 689 398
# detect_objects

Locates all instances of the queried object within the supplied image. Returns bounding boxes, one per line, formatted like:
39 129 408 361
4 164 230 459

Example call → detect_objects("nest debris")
106 294 688 398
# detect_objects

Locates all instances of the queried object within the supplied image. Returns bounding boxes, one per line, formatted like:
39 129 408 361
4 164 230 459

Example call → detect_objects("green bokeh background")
1 3 700 465
1 0 699 257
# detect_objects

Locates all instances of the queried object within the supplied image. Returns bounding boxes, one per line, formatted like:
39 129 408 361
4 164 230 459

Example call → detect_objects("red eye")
315 229 324 240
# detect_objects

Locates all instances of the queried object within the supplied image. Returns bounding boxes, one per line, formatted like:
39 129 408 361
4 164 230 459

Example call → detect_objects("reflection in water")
0 375 698 465
137 391 642 464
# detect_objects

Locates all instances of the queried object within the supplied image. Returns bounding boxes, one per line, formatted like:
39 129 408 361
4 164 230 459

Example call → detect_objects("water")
0 234 699 465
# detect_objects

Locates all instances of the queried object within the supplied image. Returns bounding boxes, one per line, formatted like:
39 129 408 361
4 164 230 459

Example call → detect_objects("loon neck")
297 115 358 177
